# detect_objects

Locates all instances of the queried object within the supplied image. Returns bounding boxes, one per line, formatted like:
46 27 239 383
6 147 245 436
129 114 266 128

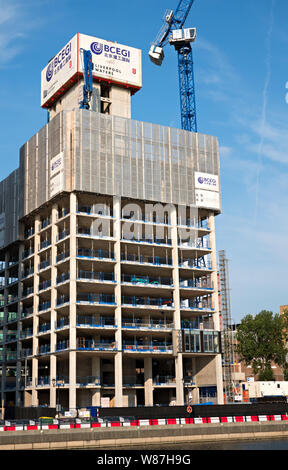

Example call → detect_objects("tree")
235 310 288 380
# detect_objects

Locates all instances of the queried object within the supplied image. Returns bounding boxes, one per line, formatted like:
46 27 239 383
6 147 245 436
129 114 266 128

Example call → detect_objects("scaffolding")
218 250 234 402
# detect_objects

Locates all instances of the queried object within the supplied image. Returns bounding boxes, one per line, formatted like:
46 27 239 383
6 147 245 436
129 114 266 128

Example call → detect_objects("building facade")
0 35 224 412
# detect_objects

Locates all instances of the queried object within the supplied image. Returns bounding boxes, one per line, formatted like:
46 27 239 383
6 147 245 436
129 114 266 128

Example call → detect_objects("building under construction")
0 33 223 411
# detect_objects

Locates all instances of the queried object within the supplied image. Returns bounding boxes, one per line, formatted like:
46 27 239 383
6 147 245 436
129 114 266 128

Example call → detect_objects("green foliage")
236 310 288 380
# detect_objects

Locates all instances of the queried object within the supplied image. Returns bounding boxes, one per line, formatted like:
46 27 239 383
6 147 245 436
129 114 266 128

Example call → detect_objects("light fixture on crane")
149 0 198 132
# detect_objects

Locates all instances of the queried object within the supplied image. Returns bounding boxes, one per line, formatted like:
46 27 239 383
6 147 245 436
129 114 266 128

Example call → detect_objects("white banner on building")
195 189 220 210
41 35 78 107
195 172 219 192
50 152 64 197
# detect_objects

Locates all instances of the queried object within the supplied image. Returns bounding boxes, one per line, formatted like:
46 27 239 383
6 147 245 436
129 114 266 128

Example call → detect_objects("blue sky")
0 0 287 323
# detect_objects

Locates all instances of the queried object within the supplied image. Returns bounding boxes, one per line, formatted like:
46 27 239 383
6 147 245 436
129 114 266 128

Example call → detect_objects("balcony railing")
121 274 172 287
178 239 211 250
56 251 70 263
56 317 69 329
22 287 34 297
38 323 51 334
77 205 112 217
56 230 70 242
181 319 214 330
122 296 174 308
76 315 116 328
122 319 174 330
76 376 101 386
57 208 69 219
56 295 69 306
21 328 33 339
57 272 70 284
153 375 176 385
22 248 34 260
121 254 172 267
39 260 51 271
22 267 34 278
76 338 117 351
123 342 173 353
76 293 116 305
77 248 115 260
40 218 50 230
39 239 51 251
39 280 51 291
122 236 172 246
179 278 213 290
77 271 115 282
38 344 50 355
180 297 213 310
38 301 51 312
179 258 212 270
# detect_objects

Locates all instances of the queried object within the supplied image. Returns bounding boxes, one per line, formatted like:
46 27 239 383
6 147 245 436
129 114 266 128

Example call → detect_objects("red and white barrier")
107 421 122 427
41 424 59 430
245 416 258 422
180 418 192 424
138 419 151 426
166 418 180 425
24 425 39 431
233 416 245 423
151 419 166 426
91 422 106 428
122 420 138 426
269 415 282 421
220 417 233 423
4 425 24 431
258 415 269 422
2 412 288 432
75 422 91 429
59 423 75 429
207 417 220 423
194 417 207 424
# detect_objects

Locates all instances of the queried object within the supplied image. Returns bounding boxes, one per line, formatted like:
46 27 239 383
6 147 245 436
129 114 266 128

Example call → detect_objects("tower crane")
149 0 198 132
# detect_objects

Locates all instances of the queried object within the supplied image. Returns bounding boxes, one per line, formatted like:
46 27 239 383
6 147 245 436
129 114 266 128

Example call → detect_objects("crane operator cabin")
0 32 223 412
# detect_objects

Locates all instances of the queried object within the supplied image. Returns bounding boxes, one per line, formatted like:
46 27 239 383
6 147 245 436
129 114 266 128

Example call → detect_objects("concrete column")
91 356 101 406
144 357 153 406
50 204 58 408
16 243 24 406
32 215 40 406
171 204 184 405
113 195 122 407
0 251 9 405
69 192 77 411
208 212 224 404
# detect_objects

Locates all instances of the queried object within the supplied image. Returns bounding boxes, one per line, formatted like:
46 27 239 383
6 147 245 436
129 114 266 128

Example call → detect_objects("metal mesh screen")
0 108 221 248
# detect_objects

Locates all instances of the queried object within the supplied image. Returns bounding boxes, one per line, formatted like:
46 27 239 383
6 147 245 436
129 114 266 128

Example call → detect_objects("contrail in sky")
254 0 276 224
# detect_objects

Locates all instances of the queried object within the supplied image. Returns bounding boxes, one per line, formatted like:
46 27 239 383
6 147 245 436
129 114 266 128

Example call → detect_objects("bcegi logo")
46 42 72 82
90 41 130 58
90 42 103 55
198 176 217 186
46 62 54 82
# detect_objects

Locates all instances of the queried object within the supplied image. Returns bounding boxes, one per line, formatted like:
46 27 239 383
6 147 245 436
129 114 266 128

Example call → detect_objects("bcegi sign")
41 33 142 108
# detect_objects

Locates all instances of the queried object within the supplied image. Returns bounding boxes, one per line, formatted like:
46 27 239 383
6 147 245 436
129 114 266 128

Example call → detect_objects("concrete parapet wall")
1 421 288 450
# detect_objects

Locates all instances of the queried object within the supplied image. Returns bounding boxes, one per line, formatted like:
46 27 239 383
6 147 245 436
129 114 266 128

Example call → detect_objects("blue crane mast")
80 48 93 110
149 0 197 132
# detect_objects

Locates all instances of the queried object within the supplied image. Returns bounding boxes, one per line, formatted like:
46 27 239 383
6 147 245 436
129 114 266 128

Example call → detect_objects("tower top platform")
41 33 142 109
